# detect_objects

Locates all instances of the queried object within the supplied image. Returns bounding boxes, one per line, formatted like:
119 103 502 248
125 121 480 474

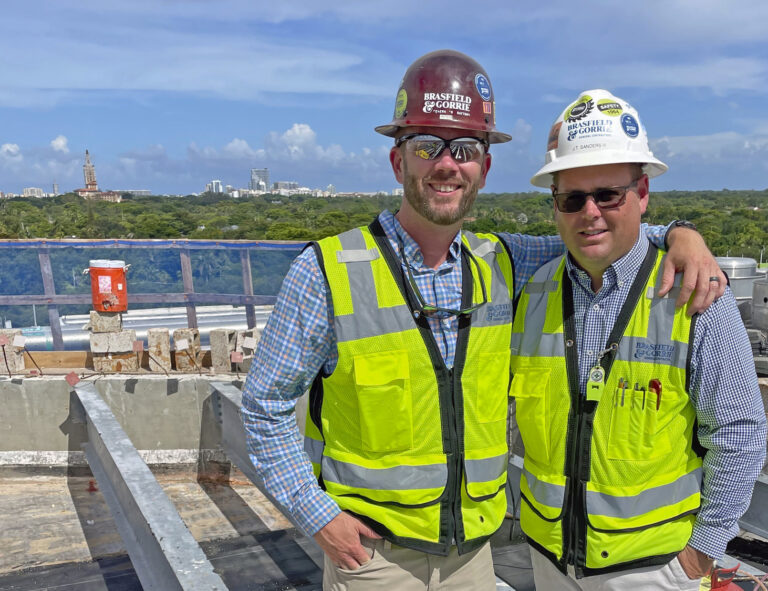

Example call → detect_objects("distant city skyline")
2 2 768 194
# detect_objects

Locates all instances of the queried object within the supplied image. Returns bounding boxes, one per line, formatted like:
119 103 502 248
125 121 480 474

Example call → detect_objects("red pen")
649 379 662 410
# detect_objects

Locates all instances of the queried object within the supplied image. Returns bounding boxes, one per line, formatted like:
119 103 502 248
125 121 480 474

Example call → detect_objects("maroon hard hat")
375 49 511 144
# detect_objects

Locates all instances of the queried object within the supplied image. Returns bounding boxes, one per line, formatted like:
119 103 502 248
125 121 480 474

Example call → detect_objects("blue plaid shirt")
565 234 767 559
241 210 671 537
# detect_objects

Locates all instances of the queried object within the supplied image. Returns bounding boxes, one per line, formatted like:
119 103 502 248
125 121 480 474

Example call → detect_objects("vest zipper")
445 367 464 547
568 394 589 577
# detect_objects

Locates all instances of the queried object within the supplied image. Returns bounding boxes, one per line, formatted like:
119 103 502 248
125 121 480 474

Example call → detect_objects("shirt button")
587 350 594 357
593 304 600 310
618 281 624 287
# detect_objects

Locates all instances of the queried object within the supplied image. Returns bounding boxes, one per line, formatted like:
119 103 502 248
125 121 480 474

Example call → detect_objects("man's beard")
402 161 481 226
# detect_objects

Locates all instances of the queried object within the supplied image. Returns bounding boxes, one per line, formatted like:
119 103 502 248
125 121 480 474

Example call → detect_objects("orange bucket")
89 259 128 312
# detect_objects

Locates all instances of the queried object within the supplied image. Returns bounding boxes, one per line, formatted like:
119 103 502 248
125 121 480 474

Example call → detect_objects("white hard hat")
530 89 668 188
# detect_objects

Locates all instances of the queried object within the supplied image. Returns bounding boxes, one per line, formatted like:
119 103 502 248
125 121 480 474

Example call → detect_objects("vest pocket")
509 368 551 464
607 385 672 461
464 448 508 500
354 350 413 452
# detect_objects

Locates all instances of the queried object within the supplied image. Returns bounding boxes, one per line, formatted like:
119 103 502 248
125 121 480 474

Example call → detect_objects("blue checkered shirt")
565 234 767 559
241 210 671 537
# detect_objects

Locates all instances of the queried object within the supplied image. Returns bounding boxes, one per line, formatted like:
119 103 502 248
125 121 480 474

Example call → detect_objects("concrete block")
173 328 202 372
148 328 171 373
88 310 122 333
93 353 139 373
0 329 24 374
209 329 236 374
89 330 137 354
234 328 262 373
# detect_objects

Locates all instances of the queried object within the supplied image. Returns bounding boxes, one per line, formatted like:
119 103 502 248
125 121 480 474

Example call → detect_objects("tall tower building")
83 150 99 191
52 181 59 196
249 168 269 191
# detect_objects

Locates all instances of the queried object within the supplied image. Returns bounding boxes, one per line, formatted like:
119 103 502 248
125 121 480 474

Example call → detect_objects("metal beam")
72 382 226 590
240 250 257 330
179 249 198 329
0 293 278 306
37 249 64 350
209 381 323 568
0 238 304 250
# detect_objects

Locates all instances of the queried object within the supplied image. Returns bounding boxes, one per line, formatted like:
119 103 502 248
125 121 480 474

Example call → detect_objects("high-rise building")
206 180 223 194
22 187 45 198
250 168 269 191
52 181 59 196
273 181 299 191
83 150 99 191
326 184 336 196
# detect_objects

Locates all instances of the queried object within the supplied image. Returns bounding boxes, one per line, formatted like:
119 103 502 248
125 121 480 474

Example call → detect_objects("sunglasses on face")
552 179 640 214
395 134 489 163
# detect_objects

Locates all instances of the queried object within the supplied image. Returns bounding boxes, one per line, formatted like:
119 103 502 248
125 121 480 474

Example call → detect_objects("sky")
2 0 768 195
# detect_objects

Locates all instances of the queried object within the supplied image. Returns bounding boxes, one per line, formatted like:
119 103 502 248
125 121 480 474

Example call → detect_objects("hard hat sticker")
621 113 639 138
422 92 472 118
395 89 408 118
565 96 594 122
483 102 492 114
474 73 492 101
597 100 623 116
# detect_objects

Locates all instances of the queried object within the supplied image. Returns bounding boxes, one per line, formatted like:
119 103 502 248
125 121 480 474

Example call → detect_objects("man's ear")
478 152 492 189
390 146 404 183
636 174 650 214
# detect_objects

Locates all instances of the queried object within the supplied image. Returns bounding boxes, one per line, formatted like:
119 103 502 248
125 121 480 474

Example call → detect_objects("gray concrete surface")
0 375 242 464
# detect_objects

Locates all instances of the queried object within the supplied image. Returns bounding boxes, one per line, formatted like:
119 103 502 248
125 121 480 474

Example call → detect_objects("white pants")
323 538 496 591
530 546 702 591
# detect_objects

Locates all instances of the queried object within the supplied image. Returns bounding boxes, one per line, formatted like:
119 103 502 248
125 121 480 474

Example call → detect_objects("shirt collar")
378 209 463 266
565 231 649 290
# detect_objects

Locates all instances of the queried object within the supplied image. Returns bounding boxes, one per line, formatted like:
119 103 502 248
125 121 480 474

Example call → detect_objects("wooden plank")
21 350 213 370
241 250 256 329
23 350 92 368
179 249 197 329
37 250 64 351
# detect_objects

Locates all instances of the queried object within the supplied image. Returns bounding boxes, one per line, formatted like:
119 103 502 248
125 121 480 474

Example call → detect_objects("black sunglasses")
399 240 488 318
395 133 488 163
552 179 640 214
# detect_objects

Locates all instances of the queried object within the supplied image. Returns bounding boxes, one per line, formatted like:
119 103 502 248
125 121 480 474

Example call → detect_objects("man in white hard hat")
511 89 767 590
242 52 727 591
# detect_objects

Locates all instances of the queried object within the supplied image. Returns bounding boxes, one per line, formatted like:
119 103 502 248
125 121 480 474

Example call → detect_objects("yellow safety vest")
303 220 514 555
510 244 703 577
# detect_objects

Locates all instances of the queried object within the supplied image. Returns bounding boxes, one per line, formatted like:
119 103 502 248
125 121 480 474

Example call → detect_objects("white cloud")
223 138 259 159
1 143 22 160
50 135 69 153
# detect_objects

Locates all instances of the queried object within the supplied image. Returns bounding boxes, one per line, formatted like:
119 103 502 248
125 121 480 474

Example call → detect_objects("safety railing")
0 239 304 350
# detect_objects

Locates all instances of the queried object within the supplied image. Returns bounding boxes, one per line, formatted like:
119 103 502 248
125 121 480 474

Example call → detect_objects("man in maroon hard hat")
241 50 725 590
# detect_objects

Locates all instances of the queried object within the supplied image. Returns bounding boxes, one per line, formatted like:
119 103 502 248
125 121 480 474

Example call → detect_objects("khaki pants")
530 546 702 591
323 538 496 591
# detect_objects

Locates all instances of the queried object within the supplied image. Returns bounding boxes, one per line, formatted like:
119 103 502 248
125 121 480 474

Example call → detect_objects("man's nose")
432 147 461 171
581 195 603 218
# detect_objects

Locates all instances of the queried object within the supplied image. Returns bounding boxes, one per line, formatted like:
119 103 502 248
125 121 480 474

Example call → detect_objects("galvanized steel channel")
72 381 226 590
